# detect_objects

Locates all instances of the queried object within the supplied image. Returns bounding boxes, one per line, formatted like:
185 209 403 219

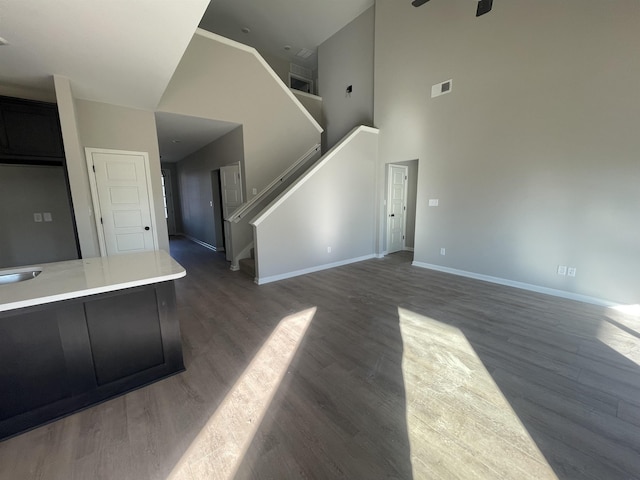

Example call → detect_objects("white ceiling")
155 112 239 163
0 0 210 109
0 0 373 163
199 0 374 69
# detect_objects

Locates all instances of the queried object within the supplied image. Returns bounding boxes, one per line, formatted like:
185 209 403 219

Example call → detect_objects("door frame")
85 147 159 257
211 169 226 252
386 163 409 254
161 168 177 236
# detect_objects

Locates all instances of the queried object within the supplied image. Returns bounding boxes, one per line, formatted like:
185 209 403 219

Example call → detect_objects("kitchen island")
0 251 186 441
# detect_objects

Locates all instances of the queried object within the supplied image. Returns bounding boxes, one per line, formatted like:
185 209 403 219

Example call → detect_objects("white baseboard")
257 254 376 285
412 261 616 307
404 247 414 252
184 235 219 252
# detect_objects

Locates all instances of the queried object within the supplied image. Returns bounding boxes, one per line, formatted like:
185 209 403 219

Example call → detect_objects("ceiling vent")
295 48 313 59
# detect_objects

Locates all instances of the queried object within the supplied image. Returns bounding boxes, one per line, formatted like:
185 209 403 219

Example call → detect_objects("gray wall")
0 165 78 268
292 90 323 128
160 162 184 234
177 127 244 248
259 50 290 85
254 127 378 282
159 30 322 200
75 99 170 253
374 0 640 303
318 7 374 151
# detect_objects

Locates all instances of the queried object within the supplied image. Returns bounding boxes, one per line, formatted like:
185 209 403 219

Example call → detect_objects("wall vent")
431 79 453 98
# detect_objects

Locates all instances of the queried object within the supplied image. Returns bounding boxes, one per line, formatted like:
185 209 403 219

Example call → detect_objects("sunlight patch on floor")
602 305 640 366
168 307 316 480
397 307 558 480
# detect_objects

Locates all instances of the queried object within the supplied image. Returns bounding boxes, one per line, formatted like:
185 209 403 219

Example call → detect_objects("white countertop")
0 250 186 312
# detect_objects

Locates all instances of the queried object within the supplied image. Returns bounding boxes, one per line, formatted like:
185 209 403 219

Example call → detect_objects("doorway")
86 148 159 256
386 164 408 254
211 170 225 252
385 160 418 255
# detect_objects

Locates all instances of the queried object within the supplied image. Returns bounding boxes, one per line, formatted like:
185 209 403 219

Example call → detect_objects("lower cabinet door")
0 303 85 421
84 287 165 386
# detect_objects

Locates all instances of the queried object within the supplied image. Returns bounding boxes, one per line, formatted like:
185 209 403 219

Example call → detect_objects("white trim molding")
252 126 379 227
412 261 617 307
257 254 376 285
184 235 220 253
195 28 323 134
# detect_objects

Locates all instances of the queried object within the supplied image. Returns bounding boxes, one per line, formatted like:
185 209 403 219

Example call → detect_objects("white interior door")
86 148 158 256
386 164 408 254
220 163 243 219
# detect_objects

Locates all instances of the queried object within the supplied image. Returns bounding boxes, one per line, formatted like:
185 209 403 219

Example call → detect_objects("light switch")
43 212 53 222
429 199 439 207
33 213 43 222
252 188 258 195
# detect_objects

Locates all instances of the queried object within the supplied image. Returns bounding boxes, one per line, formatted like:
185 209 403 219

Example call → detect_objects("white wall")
253 127 379 283
74 99 169 253
159 30 322 200
318 7 375 151
55 76 101 258
56 79 170 258
374 0 640 304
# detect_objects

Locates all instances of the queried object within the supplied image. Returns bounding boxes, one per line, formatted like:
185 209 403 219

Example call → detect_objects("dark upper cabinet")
0 96 65 162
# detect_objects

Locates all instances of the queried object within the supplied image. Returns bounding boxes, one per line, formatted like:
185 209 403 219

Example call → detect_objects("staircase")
158 30 379 284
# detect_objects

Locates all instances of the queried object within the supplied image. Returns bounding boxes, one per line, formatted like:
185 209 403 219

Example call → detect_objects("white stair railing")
226 143 322 270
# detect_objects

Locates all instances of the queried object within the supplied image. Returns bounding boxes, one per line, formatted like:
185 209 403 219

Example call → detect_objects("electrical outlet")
252 188 257 195
567 267 577 277
557 265 567 276
327 246 331 253
440 248 446 256
429 199 439 207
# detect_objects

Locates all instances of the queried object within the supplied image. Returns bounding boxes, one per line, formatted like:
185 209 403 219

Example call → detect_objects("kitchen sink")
0 268 42 285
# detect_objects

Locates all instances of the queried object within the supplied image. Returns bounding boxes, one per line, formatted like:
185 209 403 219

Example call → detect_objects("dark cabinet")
0 96 65 161
0 282 184 441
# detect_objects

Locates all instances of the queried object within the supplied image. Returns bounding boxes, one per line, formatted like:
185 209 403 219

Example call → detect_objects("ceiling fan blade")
476 0 493 16
412 0 431 7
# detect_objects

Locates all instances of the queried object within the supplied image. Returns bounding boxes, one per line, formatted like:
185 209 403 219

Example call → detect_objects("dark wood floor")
1 236 639 479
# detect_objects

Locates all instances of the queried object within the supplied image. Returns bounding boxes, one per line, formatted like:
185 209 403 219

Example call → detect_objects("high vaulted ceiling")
0 0 210 109
199 0 374 69
0 0 374 162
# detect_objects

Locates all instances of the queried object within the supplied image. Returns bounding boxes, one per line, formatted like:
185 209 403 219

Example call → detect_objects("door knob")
389 214 395 217
144 226 150 231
